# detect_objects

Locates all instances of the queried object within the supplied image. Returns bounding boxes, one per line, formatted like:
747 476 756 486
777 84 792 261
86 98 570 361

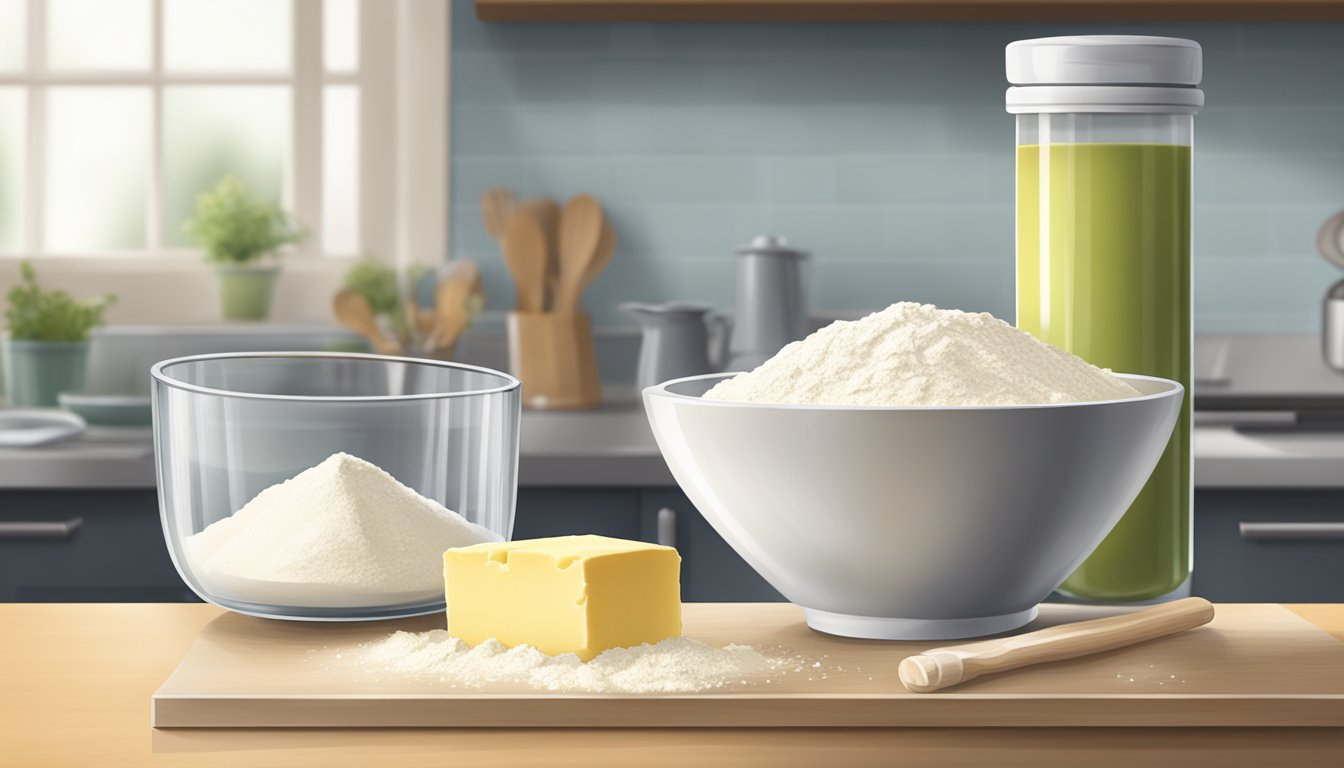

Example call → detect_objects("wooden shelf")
476 0 1344 23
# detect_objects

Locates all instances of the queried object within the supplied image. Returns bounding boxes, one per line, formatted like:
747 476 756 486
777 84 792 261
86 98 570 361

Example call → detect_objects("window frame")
0 0 447 282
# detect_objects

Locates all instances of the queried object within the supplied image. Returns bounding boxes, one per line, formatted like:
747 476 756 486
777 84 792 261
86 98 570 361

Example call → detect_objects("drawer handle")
0 517 84 538
1239 522 1344 540
657 507 677 549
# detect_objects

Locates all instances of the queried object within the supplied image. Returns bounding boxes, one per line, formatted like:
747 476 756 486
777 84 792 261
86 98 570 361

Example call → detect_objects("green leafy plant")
5 262 116 342
342 259 409 341
183 175 306 265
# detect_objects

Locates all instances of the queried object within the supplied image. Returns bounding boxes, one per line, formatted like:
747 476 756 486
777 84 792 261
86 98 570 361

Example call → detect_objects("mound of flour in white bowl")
185 452 500 608
705 302 1139 407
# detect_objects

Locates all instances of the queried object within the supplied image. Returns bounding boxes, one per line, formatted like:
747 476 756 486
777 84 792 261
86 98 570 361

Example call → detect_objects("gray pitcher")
727 235 808 371
620 302 729 392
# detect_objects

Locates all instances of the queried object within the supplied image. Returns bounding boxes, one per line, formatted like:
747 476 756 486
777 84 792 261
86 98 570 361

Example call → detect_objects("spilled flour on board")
313 630 830 694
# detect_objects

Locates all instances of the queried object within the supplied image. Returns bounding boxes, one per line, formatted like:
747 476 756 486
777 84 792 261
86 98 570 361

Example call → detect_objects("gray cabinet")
640 489 784 603
1193 490 1344 603
513 488 643 540
2 486 782 604
0 490 193 602
17 485 1340 605
512 487 783 603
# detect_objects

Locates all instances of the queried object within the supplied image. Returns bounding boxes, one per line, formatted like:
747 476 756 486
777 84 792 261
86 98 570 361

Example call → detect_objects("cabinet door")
0 491 195 602
512 488 644 540
641 489 784 603
1193 490 1344 602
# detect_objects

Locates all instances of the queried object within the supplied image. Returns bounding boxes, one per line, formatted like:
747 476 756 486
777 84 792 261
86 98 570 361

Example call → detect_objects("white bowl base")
802 605 1039 641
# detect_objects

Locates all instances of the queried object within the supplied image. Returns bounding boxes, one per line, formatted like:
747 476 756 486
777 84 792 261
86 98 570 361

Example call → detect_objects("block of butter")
443 534 682 661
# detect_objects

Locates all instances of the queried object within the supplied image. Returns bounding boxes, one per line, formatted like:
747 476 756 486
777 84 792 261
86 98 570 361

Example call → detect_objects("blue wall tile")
452 6 1344 332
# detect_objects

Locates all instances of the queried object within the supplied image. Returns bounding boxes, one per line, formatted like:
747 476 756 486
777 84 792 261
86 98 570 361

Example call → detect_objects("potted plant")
184 175 306 321
340 259 412 349
3 262 115 407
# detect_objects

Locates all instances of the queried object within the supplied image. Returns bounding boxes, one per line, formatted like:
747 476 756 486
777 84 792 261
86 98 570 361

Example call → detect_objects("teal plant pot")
2 338 90 407
215 265 281 321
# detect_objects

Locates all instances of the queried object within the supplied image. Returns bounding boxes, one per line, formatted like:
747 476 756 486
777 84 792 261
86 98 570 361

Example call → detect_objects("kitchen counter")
0 324 676 490
3 603 1343 767
1190 333 1344 488
1193 423 1344 488
8 331 1344 491
0 401 675 490
7 414 1343 491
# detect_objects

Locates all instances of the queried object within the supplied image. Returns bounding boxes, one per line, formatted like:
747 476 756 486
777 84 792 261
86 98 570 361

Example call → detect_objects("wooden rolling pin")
899 597 1216 693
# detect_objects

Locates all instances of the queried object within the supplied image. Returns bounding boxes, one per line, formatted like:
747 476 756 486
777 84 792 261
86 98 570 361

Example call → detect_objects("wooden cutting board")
152 602 1344 728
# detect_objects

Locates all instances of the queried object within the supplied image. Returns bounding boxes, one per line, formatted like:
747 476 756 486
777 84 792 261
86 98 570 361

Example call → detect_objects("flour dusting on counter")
327 630 807 693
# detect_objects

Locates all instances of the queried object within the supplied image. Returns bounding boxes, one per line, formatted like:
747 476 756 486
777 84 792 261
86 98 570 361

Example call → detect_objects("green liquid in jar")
1016 142 1191 602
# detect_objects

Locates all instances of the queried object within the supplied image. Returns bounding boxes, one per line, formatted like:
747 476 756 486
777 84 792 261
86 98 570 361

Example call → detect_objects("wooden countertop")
4 603 1344 767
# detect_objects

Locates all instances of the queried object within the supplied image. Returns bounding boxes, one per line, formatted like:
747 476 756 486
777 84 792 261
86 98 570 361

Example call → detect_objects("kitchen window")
0 0 447 318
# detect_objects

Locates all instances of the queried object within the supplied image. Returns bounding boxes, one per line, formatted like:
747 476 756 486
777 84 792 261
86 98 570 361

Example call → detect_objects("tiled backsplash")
451 5 1344 332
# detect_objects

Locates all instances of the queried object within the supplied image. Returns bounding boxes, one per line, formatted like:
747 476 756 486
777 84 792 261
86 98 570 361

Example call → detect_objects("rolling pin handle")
899 598 1216 693
899 651 965 693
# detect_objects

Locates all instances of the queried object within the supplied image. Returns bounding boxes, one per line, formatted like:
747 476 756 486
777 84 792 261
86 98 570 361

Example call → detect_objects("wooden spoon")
519 197 559 247
429 260 482 353
480 187 517 240
332 289 403 356
406 295 435 350
518 197 560 309
502 208 548 313
585 217 617 288
555 194 605 314
899 597 1216 693
415 298 436 337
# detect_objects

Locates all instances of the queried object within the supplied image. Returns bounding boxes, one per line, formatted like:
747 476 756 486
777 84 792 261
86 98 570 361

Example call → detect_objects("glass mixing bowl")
151 352 521 620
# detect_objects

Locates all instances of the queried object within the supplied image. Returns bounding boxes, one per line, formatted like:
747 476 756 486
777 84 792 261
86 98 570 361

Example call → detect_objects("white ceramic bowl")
644 373 1184 640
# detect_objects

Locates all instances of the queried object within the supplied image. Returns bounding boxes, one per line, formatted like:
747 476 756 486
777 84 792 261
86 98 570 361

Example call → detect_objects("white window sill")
0 254 360 272
0 256 359 325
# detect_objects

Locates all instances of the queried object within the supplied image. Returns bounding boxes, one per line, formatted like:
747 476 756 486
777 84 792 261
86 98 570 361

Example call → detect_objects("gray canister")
727 235 808 371
1317 210 1344 371
1325 281 1344 370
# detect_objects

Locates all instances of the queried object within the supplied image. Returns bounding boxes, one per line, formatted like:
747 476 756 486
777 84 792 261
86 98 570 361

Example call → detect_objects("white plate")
57 392 153 427
0 408 88 447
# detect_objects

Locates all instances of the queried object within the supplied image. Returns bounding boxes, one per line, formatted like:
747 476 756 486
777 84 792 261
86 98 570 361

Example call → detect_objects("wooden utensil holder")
507 311 602 410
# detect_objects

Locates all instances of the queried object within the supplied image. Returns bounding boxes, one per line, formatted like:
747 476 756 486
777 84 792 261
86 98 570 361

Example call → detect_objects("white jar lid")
1006 35 1203 114
1007 36 1201 86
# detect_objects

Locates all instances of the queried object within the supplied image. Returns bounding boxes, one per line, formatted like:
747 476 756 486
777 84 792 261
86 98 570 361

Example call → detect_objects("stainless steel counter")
1191 333 1344 489
8 414 1344 491
6 330 1344 492
0 324 670 490
517 403 673 486
0 404 674 490
0 429 158 489
1193 425 1344 489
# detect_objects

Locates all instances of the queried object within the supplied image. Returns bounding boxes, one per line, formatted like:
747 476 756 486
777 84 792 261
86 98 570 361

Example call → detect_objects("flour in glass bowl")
704 302 1140 407
185 453 499 608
